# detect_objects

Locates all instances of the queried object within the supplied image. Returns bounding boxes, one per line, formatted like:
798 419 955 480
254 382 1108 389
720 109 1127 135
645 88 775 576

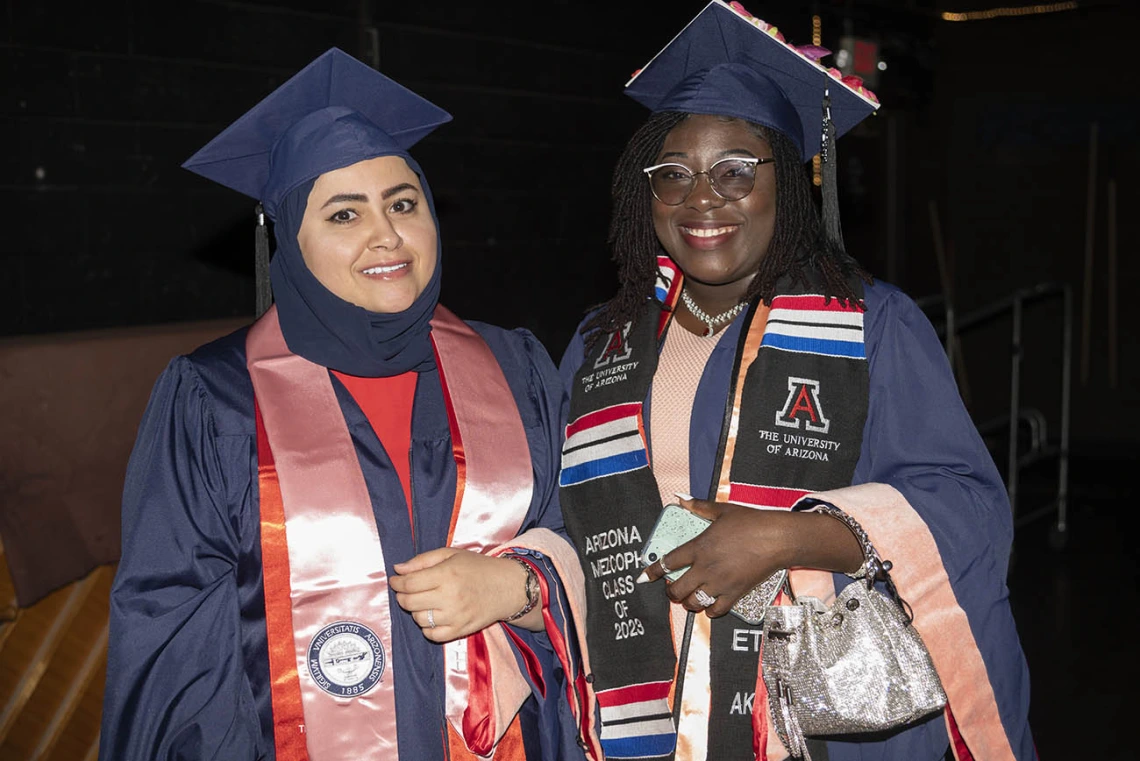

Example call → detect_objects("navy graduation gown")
101 322 584 761
558 280 1035 760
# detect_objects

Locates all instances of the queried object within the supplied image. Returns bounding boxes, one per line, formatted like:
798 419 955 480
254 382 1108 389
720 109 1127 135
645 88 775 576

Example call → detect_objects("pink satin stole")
247 305 533 760
428 306 537 746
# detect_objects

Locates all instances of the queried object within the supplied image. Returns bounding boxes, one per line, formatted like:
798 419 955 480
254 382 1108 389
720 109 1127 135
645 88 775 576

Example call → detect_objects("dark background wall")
930 4 1140 453
3 0 1137 455
2 0 682 347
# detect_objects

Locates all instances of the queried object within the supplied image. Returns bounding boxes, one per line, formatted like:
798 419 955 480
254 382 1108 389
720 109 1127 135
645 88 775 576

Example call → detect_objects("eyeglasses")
642 156 774 206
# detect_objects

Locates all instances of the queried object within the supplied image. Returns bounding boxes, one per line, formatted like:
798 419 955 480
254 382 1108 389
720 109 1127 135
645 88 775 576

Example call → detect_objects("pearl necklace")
681 289 746 337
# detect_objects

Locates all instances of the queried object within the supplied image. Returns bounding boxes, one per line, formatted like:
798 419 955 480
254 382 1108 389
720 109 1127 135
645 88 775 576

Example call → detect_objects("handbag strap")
789 499 914 621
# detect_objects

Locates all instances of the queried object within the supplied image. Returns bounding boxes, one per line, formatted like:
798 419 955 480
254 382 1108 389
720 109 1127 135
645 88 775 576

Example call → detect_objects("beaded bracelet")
503 556 540 622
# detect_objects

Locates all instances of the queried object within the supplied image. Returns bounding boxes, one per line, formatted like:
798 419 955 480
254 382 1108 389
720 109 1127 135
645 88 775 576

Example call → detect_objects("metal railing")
917 283 1072 546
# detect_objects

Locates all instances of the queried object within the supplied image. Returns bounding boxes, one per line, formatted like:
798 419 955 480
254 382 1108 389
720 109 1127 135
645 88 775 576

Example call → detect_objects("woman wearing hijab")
558 3 1034 760
100 49 599 761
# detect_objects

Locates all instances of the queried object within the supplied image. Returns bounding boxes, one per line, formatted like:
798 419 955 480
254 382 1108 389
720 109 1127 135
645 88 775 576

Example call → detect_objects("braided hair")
582 111 871 340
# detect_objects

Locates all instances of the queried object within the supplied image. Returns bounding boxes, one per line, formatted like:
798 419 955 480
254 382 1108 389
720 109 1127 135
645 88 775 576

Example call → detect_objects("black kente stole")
560 258 869 760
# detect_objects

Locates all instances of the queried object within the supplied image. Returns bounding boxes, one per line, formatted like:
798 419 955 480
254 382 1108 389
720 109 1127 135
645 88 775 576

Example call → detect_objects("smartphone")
641 503 711 582
641 503 785 625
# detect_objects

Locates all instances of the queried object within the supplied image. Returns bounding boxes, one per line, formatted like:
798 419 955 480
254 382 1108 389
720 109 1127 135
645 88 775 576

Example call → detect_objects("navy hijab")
265 107 443 377
180 49 452 377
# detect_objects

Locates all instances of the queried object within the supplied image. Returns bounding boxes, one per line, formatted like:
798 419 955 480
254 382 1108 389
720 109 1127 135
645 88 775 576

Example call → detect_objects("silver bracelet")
503 556 540 622
795 499 885 582
796 499 914 621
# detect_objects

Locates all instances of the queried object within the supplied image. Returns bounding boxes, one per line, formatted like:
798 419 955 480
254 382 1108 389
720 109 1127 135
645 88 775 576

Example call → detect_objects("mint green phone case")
640 503 785 625
641 503 711 581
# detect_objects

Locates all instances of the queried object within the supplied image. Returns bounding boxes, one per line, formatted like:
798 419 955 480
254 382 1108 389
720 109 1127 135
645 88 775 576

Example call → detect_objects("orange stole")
448 717 526 760
255 402 309 761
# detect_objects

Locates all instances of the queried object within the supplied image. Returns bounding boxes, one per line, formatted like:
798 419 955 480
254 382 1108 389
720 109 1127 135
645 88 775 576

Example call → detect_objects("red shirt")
332 370 418 528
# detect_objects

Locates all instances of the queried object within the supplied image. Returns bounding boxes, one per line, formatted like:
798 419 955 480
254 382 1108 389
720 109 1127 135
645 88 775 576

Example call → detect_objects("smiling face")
297 155 437 314
651 114 776 306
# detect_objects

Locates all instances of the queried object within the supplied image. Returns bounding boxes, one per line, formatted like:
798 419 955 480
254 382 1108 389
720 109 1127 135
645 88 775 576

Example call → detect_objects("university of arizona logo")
775 377 830 434
308 621 385 698
595 321 633 369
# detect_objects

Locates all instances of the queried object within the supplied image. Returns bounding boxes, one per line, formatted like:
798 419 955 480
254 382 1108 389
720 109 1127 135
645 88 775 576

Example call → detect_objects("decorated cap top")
625 1 879 161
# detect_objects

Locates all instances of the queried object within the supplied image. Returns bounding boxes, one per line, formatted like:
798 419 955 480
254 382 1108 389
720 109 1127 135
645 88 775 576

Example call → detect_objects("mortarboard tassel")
819 89 845 254
254 203 274 318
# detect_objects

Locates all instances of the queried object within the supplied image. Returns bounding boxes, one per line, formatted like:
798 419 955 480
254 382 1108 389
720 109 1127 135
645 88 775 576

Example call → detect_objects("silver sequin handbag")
761 503 947 760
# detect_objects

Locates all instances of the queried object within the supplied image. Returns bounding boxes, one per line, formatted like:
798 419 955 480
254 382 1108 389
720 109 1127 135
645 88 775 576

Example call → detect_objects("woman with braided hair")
557 3 1034 760
582 110 867 342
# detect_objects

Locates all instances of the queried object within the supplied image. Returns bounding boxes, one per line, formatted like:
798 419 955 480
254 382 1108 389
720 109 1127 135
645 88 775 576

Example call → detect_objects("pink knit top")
650 323 725 507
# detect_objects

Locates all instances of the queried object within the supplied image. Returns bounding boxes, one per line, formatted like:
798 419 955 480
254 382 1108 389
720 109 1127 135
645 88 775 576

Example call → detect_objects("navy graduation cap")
182 47 452 220
624 0 879 163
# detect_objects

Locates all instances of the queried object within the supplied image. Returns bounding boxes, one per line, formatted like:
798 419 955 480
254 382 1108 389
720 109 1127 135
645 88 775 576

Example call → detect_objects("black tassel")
820 90 845 254
254 203 273 318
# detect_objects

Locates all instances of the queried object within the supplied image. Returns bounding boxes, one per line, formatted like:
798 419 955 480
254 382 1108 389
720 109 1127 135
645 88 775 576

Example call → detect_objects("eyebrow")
319 183 419 209
659 148 759 161
381 182 418 200
320 193 366 209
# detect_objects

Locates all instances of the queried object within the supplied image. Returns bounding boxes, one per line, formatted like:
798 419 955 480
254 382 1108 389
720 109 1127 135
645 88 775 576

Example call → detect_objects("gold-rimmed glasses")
642 156 774 205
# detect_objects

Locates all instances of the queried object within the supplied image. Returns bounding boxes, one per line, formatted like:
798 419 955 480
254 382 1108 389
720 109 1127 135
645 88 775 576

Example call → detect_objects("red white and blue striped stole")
722 292 867 512
594 680 676 759
561 266 870 761
760 293 866 359
559 256 681 491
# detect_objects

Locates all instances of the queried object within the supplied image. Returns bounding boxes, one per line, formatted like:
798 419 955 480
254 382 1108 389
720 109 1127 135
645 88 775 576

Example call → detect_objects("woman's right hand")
391 548 542 641
639 496 862 618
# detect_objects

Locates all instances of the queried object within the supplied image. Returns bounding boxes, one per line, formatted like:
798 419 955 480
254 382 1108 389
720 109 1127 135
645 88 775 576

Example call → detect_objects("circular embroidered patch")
308 621 385 698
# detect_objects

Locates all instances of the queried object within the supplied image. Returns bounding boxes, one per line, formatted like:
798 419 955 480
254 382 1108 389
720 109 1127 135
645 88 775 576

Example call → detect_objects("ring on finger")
694 589 716 608
658 557 673 576
427 608 436 629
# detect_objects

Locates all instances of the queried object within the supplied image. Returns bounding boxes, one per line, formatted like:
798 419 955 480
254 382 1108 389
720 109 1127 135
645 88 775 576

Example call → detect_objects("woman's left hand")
391 548 536 642
641 497 795 618
641 496 862 618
